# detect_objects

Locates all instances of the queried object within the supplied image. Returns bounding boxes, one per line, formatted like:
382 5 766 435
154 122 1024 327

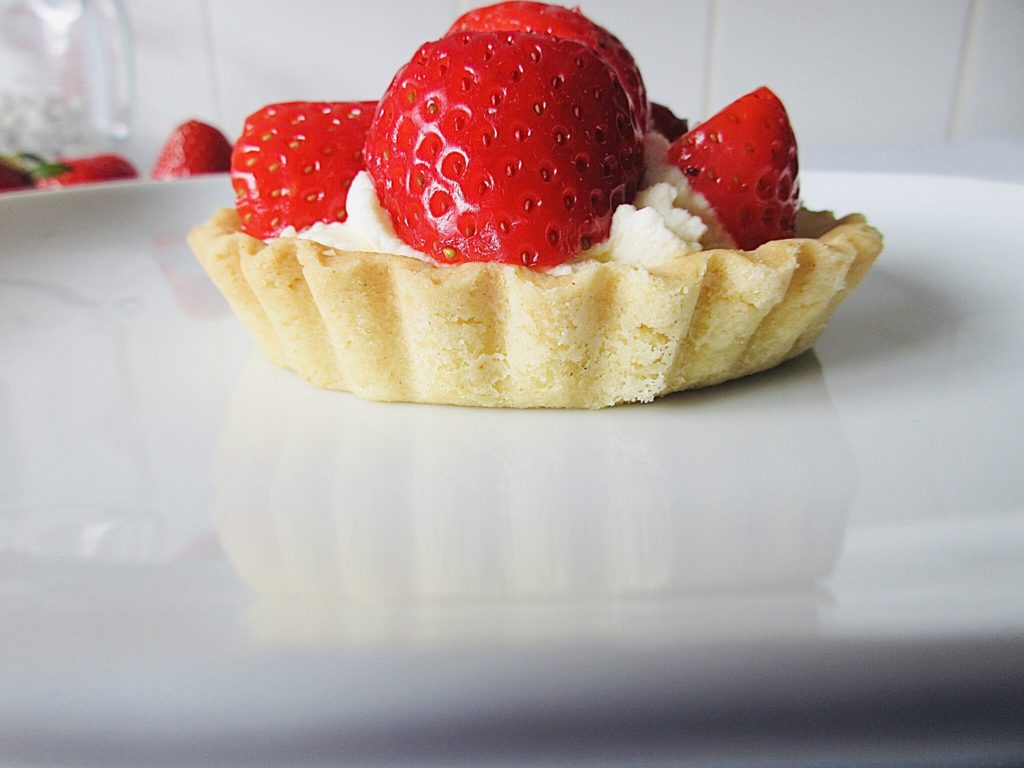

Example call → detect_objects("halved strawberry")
446 1 649 132
230 101 376 240
667 86 799 250
364 31 644 268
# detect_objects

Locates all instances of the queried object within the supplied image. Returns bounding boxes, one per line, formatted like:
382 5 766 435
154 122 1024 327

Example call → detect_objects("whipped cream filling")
283 132 731 273
280 171 428 260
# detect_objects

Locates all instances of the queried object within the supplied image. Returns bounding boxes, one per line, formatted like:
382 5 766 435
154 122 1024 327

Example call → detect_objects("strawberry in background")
0 153 137 190
30 154 138 188
0 157 33 192
151 120 233 180
649 102 689 142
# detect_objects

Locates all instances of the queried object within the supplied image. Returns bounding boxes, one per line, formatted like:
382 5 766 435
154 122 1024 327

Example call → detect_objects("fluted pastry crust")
188 208 881 408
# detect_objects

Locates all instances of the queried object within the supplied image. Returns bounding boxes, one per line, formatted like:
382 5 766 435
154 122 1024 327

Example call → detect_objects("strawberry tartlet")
188 1 881 409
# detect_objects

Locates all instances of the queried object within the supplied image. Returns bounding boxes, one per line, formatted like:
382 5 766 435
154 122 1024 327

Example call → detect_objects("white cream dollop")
639 131 736 250
280 171 437 263
284 132 726 272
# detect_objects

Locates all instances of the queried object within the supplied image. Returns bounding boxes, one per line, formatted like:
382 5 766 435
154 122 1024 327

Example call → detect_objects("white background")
121 0 1024 175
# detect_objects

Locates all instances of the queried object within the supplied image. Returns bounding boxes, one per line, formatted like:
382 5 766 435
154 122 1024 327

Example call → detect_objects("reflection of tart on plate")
188 2 882 409
211 351 854 618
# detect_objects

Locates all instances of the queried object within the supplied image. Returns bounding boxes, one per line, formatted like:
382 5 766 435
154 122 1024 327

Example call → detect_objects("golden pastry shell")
188 208 881 408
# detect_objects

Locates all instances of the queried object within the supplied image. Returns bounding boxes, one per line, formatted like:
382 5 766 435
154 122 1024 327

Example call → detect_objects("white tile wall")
127 0 220 172
953 0 1024 139
120 0 1024 171
707 0 972 147
206 0 455 136
556 0 712 121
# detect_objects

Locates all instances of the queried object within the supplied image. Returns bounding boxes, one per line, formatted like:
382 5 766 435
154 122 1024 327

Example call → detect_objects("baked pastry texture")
188 208 881 409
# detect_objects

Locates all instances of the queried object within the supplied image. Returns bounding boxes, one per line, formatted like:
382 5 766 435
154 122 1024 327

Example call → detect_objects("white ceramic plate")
1 173 1022 767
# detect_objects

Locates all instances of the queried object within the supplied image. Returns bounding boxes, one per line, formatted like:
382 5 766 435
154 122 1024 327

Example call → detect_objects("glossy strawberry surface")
230 101 376 240
667 86 799 250
364 31 644 268
447 1 649 132
152 120 232 180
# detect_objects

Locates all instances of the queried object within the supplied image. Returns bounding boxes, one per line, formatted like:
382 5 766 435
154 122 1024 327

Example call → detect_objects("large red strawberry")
230 100 376 240
446 1 649 133
667 86 799 250
31 154 138 188
364 31 644 268
152 119 232 180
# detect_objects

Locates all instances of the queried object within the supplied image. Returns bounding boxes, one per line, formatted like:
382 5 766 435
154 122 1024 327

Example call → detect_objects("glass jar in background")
0 0 133 158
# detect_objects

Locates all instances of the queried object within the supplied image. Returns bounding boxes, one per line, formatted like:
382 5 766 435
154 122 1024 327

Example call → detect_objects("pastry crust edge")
188 208 882 408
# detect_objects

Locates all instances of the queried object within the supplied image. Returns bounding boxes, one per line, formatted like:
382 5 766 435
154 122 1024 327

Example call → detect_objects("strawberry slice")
230 101 376 240
667 86 799 250
152 119 232 180
364 31 644 268
31 154 138 188
446 1 649 132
